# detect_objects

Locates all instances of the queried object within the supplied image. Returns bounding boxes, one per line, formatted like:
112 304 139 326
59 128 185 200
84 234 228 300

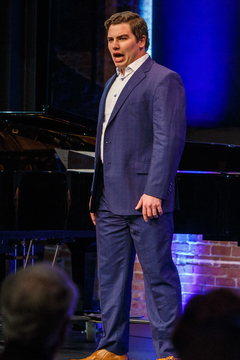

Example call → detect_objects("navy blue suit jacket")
90 57 186 215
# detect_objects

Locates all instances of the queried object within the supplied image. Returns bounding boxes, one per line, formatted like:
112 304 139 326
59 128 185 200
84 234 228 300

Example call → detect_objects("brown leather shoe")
158 357 179 360
71 349 128 360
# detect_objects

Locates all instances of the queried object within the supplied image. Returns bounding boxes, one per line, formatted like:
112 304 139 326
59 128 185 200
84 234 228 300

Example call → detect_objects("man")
86 11 186 360
0 262 78 360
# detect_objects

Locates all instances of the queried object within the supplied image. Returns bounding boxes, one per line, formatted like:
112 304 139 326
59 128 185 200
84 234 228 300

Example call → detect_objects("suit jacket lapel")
98 74 117 129
107 57 153 127
96 73 117 146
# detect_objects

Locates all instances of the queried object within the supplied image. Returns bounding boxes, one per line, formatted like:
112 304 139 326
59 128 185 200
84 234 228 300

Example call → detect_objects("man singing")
81 11 186 360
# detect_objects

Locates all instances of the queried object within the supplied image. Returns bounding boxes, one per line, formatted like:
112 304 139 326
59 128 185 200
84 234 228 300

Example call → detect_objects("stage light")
139 0 152 56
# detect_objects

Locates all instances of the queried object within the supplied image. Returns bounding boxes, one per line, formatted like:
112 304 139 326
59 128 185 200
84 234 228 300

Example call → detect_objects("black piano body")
0 105 97 233
174 141 240 243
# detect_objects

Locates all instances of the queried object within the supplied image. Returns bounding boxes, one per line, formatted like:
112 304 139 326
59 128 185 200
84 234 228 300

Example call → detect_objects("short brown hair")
104 11 149 51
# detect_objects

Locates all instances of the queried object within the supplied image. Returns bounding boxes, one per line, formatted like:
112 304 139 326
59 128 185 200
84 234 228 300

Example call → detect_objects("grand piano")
2 106 240 240
1 106 240 311
0 105 98 312
0 105 96 232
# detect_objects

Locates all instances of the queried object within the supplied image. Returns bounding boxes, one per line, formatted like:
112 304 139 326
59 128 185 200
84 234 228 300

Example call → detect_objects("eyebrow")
107 34 129 40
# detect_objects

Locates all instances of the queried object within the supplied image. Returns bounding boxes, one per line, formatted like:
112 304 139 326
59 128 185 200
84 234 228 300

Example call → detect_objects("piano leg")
66 238 98 314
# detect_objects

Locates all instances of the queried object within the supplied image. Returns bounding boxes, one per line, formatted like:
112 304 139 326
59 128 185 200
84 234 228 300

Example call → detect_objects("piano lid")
0 105 97 151
179 141 240 173
186 126 240 147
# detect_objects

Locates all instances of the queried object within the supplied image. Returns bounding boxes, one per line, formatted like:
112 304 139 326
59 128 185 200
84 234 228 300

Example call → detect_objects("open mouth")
113 53 124 62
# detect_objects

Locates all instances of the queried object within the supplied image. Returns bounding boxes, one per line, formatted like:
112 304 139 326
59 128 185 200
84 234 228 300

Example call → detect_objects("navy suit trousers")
95 194 182 358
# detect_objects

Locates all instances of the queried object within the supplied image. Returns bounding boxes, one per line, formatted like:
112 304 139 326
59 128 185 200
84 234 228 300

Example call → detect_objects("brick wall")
44 234 240 319
132 235 240 317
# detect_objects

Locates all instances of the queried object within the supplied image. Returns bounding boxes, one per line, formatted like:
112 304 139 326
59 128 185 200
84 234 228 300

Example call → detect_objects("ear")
139 35 146 50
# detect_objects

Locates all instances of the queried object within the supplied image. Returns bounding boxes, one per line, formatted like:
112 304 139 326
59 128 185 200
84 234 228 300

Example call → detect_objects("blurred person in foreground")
172 288 240 360
80 10 186 360
0 262 78 360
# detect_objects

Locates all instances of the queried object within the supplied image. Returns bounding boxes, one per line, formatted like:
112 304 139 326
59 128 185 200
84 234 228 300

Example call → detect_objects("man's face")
107 23 146 72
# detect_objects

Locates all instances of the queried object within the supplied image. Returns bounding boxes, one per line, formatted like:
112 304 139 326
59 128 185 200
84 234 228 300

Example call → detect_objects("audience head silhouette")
0 262 78 360
172 288 240 360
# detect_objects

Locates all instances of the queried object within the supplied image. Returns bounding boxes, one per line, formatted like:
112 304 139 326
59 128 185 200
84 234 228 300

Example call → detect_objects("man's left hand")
135 194 163 222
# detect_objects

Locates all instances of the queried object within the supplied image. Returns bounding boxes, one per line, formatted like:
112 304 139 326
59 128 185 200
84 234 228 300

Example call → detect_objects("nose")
112 39 119 49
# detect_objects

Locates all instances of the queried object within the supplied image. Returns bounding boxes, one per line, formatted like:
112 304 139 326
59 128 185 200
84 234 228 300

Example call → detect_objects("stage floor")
0 322 156 360
56 323 156 360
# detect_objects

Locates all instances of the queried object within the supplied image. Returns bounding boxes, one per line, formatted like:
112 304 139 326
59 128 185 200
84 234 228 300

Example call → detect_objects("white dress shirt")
100 53 149 162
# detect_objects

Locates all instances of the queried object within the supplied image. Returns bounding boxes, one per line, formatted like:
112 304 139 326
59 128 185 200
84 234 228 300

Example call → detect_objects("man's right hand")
90 212 96 225
89 196 96 225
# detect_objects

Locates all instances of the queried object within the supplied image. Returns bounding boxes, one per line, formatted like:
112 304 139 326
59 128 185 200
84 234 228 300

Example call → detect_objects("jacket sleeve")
144 71 186 201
